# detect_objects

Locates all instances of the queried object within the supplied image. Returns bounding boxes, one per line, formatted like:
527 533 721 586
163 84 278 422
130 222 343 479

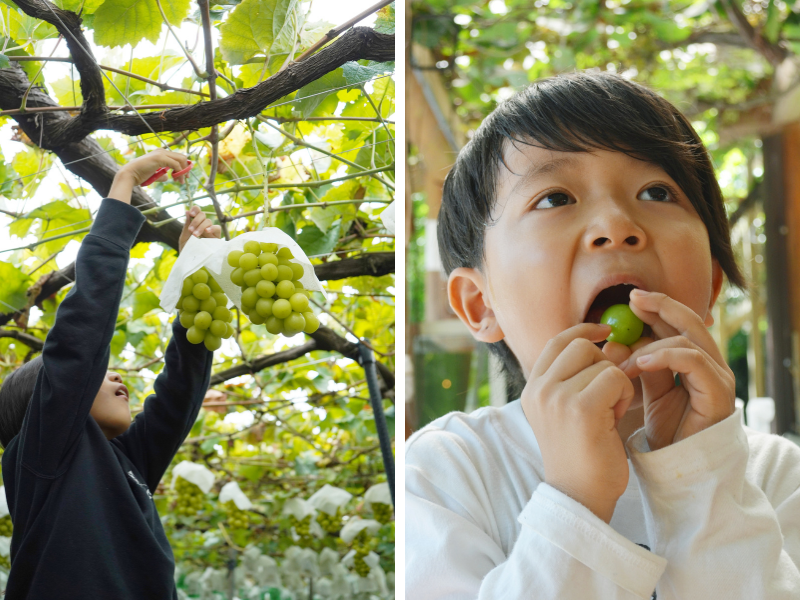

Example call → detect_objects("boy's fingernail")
631 289 649 296
637 355 652 364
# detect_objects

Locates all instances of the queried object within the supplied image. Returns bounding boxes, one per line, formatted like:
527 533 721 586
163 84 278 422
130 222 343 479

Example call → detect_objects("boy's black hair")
0 356 43 449
437 70 747 397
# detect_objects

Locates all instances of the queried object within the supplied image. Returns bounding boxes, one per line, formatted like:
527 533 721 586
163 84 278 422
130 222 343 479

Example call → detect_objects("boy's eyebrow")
508 155 581 194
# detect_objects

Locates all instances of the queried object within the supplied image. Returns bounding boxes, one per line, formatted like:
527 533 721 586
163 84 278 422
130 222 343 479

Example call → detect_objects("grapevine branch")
4 0 393 149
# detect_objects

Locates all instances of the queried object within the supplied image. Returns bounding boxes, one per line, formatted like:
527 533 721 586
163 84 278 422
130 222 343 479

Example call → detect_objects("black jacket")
1 197 213 599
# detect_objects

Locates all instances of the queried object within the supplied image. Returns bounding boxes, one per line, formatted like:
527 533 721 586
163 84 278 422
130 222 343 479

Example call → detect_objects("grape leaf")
0 261 32 314
296 221 340 257
294 69 347 118
342 61 394 87
133 290 162 318
219 0 300 65
374 2 394 35
92 0 191 48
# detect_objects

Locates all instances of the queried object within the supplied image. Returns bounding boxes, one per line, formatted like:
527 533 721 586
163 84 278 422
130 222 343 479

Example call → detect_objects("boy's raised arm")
16 150 190 476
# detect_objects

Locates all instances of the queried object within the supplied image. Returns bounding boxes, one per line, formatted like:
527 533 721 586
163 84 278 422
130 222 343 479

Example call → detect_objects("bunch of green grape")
173 476 204 517
176 267 235 351
372 502 393 524
0 515 13 537
227 241 320 336
223 500 249 529
289 514 313 542
352 528 375 577
316 507 342 533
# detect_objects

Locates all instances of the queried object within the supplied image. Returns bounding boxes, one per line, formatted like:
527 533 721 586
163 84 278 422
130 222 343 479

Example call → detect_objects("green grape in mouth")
600 304 645 346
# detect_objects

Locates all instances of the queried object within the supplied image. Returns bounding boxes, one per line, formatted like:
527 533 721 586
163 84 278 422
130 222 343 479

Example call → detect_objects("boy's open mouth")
583 283 653 349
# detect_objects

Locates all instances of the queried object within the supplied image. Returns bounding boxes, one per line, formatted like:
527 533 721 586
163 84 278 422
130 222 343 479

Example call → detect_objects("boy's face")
92 371 132 440
448 145 723 413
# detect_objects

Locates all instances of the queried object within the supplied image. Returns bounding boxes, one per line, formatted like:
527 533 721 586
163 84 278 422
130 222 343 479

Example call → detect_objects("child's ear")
703 258 724 328
447 267 504 343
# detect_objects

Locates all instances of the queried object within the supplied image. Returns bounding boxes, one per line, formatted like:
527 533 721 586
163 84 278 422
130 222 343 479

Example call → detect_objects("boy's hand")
116 148 191 187
522 323 636 523
617 290 735 451
179 205 221 253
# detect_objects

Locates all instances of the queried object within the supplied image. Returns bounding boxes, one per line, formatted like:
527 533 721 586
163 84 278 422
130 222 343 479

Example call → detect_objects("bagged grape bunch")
160 230 327 341
226 240 320 337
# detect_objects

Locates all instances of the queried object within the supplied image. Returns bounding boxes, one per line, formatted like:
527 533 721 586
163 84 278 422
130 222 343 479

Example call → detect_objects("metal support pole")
358 342 395 506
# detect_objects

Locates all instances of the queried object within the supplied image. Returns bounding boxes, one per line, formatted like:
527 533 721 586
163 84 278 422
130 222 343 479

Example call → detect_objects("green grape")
283 312 305 336
199 297 217 313
181 278 194 296
354 555 370 578
225 323 235 338
259 252 278 267
176 296 184 311
256 297 274 318
186 326 205 344
182 295 200 313
193 283 211 300
372 502 393 524
278 257 292 267
249 310 266 325
239 253 259 272
230 267 245 286
265 316 283 335
194 311 212 330
276 280 295 299
272 299 292 319
260 242 278 254
302 311 320 334
174 476 204 516
260 263 278 282
208 277 222 293
213 306 232 322
204 332 221 351
179 311 197 328
290 262 304 280
276 265 294 281
243 240 261 255
228 250 244 267
256 280 276 298
0 516 13 537
277 246 294 259
210 320 227 337
191 269 209 284
316 508 341 533
243 268 262 288
289 293 309 312
242 287 259 308
211 292 227 307
600 304 644 346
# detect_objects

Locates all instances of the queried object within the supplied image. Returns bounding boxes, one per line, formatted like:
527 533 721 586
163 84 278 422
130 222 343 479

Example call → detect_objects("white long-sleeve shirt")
405 401 800 599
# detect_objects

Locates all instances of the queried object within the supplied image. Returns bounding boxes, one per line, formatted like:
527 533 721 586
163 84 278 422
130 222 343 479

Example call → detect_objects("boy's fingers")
531 323 612 380
628 291 725 368
545 330 614 384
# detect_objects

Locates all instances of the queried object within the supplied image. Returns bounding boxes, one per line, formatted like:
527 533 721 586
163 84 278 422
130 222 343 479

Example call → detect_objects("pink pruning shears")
141 160 193 186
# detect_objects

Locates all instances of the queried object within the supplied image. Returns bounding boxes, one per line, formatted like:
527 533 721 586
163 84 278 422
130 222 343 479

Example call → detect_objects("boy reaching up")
0 148 221 598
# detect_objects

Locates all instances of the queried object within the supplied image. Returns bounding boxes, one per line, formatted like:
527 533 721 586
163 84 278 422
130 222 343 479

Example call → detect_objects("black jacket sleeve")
112 318 213 493
19 198 146 477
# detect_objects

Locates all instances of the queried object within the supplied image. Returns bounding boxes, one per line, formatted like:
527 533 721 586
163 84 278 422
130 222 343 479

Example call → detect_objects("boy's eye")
638 186 674 202
534 191 572 209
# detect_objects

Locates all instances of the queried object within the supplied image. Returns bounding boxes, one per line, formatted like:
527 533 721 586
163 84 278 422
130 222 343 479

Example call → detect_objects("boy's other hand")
116 148 191 187
616 290 735 451
522 323 635 524
179 206 221 253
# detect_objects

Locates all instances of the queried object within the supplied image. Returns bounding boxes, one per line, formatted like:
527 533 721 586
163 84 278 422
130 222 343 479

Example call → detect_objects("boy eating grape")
0 148 221 598
406 72 800 598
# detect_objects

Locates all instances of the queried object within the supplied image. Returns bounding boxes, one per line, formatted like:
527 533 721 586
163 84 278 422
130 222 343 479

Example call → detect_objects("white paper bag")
160 228 327 314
